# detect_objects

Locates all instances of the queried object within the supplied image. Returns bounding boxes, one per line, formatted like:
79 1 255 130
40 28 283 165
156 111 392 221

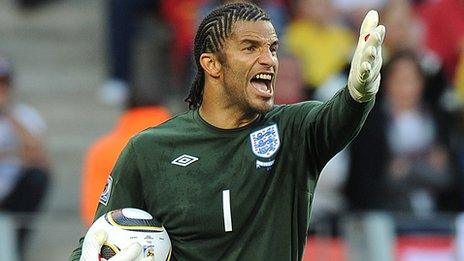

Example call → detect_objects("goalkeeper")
71 2 385 260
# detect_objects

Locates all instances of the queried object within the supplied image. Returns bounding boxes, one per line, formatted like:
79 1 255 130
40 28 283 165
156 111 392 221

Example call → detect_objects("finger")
360 62 372 82
110 243 142 261
372 49 383 77
81 230 108 261
93 230 108 245
367 61 381 84
360 10 379 36
365 53 382 85
376 25 386 44
365 25 385 47
364 30 382 49
362 45 377 63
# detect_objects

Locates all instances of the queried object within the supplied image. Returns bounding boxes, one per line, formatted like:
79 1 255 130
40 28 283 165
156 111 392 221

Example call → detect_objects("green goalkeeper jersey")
70 88 373 261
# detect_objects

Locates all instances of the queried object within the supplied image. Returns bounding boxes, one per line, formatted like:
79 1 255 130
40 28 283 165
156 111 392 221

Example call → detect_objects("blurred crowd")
1 0 464 253
86 0 464 234
92 0 464 236
97 0 464 224
0 56 50 257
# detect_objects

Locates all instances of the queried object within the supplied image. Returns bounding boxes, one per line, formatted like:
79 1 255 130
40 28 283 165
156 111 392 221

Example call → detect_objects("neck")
199 78 260 129
198 104 259 129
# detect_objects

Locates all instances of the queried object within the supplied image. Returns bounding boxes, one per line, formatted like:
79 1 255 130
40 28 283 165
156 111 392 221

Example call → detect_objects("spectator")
0 55 50 254
382 0 449 113
310 149 349 236
382 0 423 57
283 0 355 98
99 0 160 106
415 0 464 84
160 0 205 94
273 52 306 104
346 50 452 216
80 93 171 227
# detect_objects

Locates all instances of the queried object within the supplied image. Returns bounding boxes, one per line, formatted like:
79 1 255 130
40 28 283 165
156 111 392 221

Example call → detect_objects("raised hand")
348 10 386 102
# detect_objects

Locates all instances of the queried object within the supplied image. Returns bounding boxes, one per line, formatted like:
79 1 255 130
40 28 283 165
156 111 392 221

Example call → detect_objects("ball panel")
106 209 164 232
100 244 118 259
121 208 153 219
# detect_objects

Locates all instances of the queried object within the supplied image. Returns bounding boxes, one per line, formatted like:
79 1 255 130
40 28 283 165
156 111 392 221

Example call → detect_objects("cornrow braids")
185 2 270 109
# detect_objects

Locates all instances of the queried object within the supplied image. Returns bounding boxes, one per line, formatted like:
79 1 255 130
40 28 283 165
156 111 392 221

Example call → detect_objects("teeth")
254 73 272 80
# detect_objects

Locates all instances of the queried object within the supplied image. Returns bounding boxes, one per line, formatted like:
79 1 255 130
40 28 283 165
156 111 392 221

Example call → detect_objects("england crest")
250 124 280 159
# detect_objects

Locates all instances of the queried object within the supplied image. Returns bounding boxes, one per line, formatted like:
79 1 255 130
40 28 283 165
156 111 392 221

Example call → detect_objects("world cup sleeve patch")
99 176 113 206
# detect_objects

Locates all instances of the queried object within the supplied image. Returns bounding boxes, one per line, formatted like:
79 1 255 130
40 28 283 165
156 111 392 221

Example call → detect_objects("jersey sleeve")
69 139 146 260
283 87 374 173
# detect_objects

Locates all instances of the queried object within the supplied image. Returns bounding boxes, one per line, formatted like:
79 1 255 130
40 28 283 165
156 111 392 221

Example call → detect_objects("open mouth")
250 73 273 97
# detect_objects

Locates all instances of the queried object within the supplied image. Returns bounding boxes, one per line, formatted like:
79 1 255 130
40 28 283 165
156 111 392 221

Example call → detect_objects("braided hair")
185 2 270 109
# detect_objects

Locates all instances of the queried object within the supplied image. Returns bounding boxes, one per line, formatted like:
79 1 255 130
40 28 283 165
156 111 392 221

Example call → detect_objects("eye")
270 45 278 55
244 45 257 52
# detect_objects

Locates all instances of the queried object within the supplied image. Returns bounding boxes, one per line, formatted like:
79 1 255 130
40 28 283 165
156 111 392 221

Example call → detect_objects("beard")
221 59 274 115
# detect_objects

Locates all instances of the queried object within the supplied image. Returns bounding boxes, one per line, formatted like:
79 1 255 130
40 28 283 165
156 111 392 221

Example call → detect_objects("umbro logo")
171 154 199 167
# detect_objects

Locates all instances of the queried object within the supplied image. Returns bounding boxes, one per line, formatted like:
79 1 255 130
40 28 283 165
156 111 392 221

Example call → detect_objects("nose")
258 48 277 67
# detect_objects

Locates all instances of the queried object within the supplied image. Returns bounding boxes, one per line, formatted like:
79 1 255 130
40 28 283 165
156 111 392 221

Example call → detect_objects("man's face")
219 20 279 114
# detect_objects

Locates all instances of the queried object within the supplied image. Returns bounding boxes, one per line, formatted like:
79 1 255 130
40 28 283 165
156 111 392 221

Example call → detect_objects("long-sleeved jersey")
70 88 374 261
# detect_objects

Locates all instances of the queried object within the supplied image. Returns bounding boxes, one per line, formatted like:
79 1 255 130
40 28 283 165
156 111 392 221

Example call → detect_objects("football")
85 208 171 261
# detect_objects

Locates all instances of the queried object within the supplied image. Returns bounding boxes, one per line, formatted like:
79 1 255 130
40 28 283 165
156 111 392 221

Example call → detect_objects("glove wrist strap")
348 83 375 103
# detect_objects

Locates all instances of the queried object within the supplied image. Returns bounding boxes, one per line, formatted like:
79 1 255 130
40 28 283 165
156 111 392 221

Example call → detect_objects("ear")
200 53 222 78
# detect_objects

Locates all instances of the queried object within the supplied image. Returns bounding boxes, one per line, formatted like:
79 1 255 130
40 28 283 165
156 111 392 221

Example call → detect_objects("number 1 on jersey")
223 190 233 232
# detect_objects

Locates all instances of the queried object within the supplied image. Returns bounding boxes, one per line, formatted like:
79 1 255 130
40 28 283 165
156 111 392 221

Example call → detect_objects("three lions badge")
250 124 280 169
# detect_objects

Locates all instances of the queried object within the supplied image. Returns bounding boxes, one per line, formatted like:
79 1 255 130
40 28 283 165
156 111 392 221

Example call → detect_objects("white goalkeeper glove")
348 10 386 103
80 230 154 261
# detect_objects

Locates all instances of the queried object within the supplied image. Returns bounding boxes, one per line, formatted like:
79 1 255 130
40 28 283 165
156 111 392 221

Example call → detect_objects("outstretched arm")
285 10 386 172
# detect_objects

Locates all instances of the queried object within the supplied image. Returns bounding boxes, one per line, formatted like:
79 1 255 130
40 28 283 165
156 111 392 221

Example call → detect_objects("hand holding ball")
80 208 171 261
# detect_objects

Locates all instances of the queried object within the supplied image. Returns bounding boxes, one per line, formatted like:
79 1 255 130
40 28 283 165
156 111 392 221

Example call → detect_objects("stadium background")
0 0 463 260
